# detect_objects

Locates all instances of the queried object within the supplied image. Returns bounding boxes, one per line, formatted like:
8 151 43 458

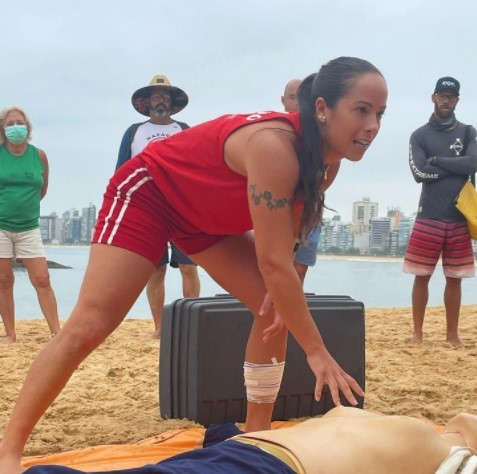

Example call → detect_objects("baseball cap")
434 77 460 96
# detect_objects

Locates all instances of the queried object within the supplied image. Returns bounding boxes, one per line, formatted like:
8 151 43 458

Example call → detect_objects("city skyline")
40 203 97 245
42 198 476 256
42 195 415 228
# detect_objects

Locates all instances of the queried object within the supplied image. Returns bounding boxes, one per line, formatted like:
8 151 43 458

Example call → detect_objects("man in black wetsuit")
403 77 477 347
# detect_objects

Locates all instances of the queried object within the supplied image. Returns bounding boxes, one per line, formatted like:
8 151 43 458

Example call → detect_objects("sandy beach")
1 306 476 457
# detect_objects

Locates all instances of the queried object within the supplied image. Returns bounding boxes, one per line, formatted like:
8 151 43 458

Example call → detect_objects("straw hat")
131 75 189 116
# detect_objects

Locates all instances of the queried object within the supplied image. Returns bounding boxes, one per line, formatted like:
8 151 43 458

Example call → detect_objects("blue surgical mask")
4 124 29 144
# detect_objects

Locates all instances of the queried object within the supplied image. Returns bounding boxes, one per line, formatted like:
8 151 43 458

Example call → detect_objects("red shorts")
92 157 226 265
403 218 474 278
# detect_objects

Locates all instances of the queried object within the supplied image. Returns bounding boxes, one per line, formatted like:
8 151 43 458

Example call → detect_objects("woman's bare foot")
149 330 161 340
1 334 16 345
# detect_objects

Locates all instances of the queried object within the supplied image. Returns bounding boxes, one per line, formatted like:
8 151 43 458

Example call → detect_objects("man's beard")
151 105 170 118
434 104 454 121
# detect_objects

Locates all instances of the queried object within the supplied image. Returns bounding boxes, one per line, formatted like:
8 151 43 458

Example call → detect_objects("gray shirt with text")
409 120 477 220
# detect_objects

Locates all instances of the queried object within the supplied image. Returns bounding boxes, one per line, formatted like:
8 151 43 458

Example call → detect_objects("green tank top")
0 144 44 232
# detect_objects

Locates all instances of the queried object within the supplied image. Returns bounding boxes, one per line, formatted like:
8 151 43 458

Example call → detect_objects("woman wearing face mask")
0 106 60 344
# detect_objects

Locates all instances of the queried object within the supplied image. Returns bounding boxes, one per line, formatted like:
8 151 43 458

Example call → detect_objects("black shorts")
158 242 196 268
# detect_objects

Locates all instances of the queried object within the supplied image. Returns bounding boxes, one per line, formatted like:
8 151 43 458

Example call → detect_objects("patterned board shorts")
403 218 474 278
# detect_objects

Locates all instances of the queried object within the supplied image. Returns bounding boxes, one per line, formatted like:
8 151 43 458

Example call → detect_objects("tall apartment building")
41 204 97 245
59 209 80 244
319 217 354 253
352 197 378 227
39 213 60 243
369 217 392 253
81 203 97 243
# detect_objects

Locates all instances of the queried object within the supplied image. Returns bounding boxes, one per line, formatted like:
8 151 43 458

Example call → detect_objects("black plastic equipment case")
159 294 365 426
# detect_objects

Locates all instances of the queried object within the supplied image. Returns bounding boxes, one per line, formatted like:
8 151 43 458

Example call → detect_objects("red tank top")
141 111 302 235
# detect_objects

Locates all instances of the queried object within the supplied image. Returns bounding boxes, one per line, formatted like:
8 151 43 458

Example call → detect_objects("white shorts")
0 228 46 259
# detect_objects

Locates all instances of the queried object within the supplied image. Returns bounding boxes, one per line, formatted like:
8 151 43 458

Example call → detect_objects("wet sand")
1 306 476 456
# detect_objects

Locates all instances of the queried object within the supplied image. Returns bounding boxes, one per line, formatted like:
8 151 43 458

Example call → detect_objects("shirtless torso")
238 406 473 474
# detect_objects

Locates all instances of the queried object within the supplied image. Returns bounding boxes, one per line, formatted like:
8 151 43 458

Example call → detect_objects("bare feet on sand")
0 335 16 345
149 330 161 340
408 334 423 344
446 337 464 348
408 333 463 348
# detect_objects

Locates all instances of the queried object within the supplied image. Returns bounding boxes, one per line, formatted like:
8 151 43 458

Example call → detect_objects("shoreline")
42 246 474 263
317 255 403 262
44 244 90 249
13 301 477 321
318 255 477 264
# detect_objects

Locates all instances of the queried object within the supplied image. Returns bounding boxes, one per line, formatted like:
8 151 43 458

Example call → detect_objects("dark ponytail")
296 57 383 238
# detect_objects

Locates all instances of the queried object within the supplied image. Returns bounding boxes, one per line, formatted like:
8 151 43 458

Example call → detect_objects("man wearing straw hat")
116 75 200 339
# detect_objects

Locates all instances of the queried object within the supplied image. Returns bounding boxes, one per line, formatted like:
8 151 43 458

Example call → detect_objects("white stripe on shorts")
97 167 153 245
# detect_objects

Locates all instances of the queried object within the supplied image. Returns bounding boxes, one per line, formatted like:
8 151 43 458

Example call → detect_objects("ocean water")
10 246 477 320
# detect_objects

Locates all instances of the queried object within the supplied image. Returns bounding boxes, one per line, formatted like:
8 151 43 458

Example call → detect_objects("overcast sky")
2 0 476 222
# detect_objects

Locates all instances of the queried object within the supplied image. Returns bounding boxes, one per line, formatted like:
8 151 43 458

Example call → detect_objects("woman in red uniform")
0 57 387 474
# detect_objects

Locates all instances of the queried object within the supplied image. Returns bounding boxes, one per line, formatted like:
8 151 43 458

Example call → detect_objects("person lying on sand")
24 406 477 473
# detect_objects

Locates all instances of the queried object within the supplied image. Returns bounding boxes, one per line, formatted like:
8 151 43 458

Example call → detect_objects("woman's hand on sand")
307 350 365 407
259 293 286 343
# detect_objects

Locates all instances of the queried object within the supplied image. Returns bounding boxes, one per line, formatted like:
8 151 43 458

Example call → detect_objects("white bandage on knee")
243 360 285 404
